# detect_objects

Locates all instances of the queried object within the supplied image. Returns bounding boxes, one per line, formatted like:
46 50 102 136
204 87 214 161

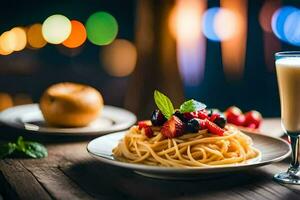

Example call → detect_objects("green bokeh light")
86 12 118 46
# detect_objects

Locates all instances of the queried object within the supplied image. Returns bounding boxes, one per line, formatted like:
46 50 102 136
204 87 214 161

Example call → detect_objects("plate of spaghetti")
87 90 290 179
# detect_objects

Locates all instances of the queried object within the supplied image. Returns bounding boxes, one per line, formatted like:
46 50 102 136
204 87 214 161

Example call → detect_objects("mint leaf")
179 99 206 113
23 141 48 159
154 90 174 119
0 143 16 159
0 136 47 159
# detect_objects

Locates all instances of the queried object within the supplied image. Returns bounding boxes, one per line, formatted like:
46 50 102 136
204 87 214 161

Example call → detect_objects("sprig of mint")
154 90 175 119
0 136 48 159
179 99 206 113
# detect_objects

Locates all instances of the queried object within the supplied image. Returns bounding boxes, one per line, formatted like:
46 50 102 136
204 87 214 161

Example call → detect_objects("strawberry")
142 126 154 138
138 120 152 130
197 110 209 119
209 113 220 122
205 119 225 136
184 110 208 120
161 116 185 138
244 110 262 128
184 111 198 120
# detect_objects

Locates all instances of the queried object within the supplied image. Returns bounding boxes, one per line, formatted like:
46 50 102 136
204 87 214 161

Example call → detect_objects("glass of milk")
274 51 300 184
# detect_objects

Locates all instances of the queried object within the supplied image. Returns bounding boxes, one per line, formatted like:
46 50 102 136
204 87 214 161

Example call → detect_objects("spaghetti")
113 125 260 168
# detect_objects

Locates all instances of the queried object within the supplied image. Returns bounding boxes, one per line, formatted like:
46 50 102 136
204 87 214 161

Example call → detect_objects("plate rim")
0 104 137 136
87 130 291 173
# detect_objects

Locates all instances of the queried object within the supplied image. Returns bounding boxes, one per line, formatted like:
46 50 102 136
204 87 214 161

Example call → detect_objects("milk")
276 57 300 132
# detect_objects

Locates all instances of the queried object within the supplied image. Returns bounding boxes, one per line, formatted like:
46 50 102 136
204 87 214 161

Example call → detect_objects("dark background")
0 0 300 118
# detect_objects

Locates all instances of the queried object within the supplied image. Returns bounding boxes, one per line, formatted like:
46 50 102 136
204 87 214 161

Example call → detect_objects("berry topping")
173 110 188 122
138 120 151 130
209 113 220 122
205 119 225 136
142 126 154 138
184 110 208 120
184 111 199 120
197 110 209 119
186 118 205 133
151 109 167 126
244 110 262 128
213 115 226 128
161 116 185 138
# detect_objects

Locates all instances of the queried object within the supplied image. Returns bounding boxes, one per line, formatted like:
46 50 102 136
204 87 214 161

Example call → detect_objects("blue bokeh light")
202 7 220 42
284 10 300 46
271 6 297 42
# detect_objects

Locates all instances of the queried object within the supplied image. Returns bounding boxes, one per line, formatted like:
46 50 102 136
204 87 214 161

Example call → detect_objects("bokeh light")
63 20 86 48
202 7 220 41
169 0 206 86
42 14 71 44
284 10 300 46
271 6 297 42
10 27 27 51
0 41 13 55
259 0 281 33
86 12 118 45
214 9 238 41
101 39 137 77
27 24 47 48
0 31 16 54
169 1 202 42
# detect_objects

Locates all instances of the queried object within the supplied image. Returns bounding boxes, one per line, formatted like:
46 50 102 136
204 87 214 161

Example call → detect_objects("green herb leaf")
0 136 48 159
179 99 206 113
23 141 48 159
0 143 16 159
154 90 175 119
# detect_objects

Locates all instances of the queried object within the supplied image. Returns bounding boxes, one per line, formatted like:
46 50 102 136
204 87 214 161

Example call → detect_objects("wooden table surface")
0 119 299 200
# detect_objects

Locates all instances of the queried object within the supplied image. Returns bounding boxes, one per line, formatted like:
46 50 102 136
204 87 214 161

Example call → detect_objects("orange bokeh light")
63 20 86 48
27 24 47 49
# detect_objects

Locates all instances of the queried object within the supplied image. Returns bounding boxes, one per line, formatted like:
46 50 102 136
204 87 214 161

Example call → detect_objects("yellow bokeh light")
10 27 27 51
0 42 13 55
101 39 137 77
42 14 71 44
0 31 16 53
27 24 47 48
169 0 202 43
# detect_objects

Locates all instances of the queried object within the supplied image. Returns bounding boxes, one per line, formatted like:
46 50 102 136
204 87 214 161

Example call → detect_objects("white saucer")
0 104 136 136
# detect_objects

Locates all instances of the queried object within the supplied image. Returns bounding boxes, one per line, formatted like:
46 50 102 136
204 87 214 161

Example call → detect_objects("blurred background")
0 0 300 119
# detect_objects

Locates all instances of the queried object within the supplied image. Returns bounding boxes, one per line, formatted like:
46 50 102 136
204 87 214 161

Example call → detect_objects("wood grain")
0 124 299 200
0 160 51 200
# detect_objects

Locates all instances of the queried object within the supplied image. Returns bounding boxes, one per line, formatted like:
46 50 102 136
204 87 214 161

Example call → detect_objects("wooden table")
0 121 299 200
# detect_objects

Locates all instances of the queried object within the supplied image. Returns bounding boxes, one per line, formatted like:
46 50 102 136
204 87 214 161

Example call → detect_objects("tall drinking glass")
274 51 300 184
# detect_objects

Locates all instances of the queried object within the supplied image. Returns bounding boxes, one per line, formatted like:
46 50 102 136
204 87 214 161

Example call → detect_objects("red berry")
199 119 206 129
225 106 245 126
209 113 220 122
184 112 198 120
161 116 185 138
244 110 262 128
205 119 225 136
198 111 208 119
143 127 154 138
246 123 257 129
184 111 208 120
138 120 151 130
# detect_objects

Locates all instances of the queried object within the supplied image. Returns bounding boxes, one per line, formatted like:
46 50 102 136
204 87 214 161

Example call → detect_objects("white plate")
87 131 291 180
0 104 136 136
